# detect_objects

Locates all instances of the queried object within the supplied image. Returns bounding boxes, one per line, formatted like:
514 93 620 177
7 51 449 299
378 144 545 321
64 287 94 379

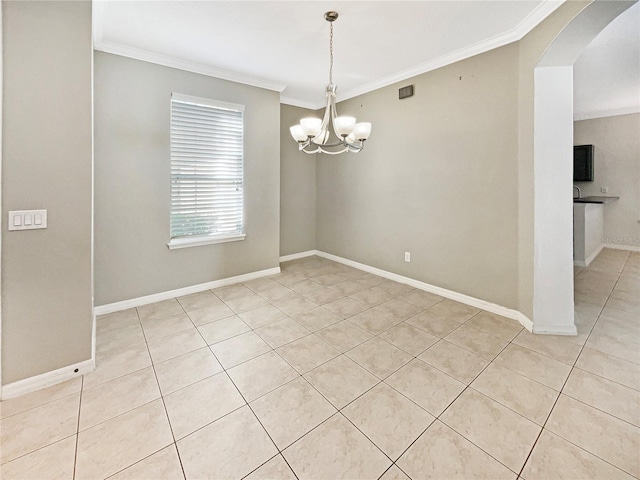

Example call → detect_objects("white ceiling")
95 1 639 116
573 1 640 121
94 0 563 108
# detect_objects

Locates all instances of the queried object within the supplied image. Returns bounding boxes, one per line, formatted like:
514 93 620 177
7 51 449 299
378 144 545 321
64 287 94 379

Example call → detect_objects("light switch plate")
9 210 47 231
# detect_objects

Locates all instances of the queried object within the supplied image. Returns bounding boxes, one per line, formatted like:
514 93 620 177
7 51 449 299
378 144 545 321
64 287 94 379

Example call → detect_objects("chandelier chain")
329 21 334 85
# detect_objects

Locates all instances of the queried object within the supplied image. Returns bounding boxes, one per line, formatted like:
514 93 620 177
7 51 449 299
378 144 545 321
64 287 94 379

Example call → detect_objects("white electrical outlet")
601 186 608 193
404 252 411 262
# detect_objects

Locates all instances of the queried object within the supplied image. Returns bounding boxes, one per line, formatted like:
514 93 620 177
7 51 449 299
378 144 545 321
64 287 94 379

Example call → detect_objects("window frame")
167 92 246 250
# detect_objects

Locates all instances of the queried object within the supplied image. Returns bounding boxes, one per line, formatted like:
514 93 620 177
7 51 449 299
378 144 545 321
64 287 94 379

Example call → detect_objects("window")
168 93 245 249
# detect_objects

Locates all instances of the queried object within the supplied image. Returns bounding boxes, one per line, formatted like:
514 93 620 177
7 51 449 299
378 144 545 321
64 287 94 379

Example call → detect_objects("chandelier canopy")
290 11 372 155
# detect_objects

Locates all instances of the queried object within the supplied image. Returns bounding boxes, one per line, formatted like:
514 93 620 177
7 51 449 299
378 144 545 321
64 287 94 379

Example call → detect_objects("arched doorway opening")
529 0 636 333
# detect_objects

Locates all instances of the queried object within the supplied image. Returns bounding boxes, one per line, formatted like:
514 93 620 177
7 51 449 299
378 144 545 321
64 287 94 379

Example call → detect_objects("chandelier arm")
300 146 320 154
299 138 365 155
319 147 350 155
315 140 351 149
304 145 350 155
329 95 345 140
303 136 365 149
346 141 364 153
317 94 332 144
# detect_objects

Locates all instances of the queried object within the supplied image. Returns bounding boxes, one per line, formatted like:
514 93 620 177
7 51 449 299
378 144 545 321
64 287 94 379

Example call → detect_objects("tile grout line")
104 270 496 473
77 253 638 479
263 295 517 479
570 362 639 392
0 383 84 422
516 255 635 479
100 294 261 478
0 434 80 468
423 339 524 477
107 305 187 480
129 307 178 478
207 343 300 478
71 375 83 480
182 300 306 475
368 329 519 480
515 290 599 476
204 274 434 411
145 319 190 480
333 336 479 476
184 269 514 478
234 285 410 477
335 409 398 464
118 268 436 396
278 454 302 480
383 286 626 477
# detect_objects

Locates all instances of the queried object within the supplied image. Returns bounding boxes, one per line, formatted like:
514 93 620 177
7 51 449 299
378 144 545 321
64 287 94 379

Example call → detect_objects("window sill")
167 233 246 250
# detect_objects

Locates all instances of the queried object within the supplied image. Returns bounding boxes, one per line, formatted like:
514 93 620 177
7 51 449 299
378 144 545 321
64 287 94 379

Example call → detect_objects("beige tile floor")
1 248 639 479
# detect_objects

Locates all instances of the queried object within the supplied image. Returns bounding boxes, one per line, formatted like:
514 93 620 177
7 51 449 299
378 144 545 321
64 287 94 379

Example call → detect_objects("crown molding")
335 1 564 104
93 0 285 92
334 35 519 104
279 96 321 111
513 0 566 40
92 0 106 50
574 105 640 121
94 1 563 107
95 41 287 93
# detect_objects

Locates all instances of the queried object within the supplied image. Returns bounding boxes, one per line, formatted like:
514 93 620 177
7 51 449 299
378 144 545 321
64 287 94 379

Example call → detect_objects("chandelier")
289 11 372 155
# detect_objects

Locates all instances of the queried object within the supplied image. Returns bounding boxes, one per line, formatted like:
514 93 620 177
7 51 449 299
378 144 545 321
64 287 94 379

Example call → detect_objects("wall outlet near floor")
601 186 608 193
404 252 411 262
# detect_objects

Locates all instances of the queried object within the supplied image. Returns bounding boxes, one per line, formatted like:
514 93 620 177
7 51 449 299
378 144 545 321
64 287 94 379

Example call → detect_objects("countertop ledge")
573 196 619 204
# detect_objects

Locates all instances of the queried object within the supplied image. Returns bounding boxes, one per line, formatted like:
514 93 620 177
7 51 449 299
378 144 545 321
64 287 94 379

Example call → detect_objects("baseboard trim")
574 243 605 268
532 324 578 335
1 358 95 400
91 310 97 369
603 243 640 253
314 250 534 332
95 266 281 316
279 250 318 262
586 244 605 267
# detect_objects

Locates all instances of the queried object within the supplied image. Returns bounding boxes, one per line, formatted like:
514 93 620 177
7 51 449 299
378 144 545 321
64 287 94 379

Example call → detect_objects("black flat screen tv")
574 145 594 182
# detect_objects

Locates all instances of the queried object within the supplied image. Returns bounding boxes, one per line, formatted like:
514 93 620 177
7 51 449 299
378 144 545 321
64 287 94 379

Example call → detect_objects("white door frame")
1 0 5 398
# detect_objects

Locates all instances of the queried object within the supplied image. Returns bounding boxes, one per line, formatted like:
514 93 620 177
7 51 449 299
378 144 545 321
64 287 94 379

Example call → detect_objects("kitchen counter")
573 196 619 204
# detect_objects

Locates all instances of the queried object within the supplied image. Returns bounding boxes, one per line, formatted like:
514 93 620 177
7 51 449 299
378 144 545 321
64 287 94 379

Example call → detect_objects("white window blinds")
170 93 245 245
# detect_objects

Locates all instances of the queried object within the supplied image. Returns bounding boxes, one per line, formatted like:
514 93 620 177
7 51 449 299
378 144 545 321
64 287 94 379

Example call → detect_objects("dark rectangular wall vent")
399 85 414 99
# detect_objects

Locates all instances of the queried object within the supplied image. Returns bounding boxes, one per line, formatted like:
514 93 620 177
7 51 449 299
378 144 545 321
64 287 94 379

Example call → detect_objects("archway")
530 0 636 333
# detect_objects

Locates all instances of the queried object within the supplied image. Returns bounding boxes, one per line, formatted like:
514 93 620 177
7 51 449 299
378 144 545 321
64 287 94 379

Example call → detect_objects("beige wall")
94 52 280 305
574 113 640 248
280 104 316 256
315 1 596 319
2 1 93 384
317 44 520 309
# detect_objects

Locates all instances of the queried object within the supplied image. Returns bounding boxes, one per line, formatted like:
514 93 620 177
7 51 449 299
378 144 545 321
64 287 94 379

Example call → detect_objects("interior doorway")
530 0 637 333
